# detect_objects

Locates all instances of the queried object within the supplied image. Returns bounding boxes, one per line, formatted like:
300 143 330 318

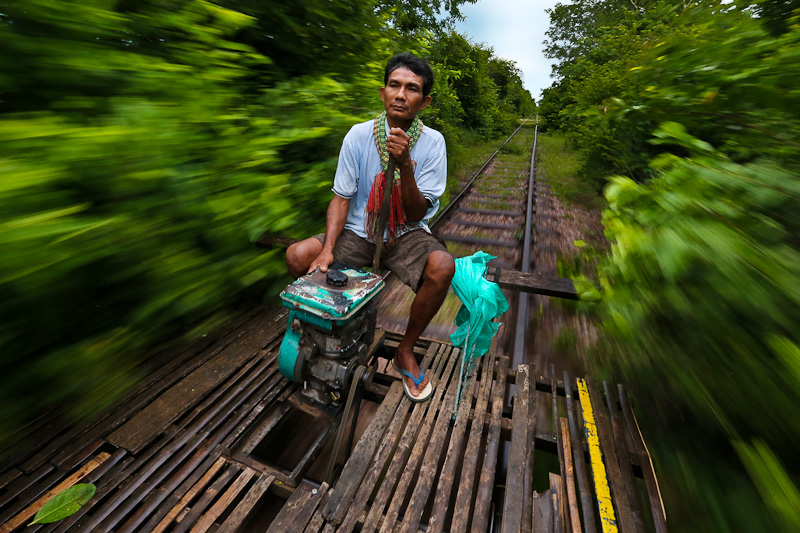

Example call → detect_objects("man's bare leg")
394 250 455 397
286 238 323 278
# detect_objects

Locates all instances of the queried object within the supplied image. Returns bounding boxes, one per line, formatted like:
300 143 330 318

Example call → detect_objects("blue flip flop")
391 358 434 403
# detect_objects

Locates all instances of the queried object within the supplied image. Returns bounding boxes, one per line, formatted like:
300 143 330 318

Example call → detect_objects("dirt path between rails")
526 162 606 381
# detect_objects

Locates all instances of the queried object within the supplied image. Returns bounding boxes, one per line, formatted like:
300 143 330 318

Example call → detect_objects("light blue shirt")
332 117 447 242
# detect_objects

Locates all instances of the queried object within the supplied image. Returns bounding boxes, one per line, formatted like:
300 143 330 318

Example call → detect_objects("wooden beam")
256 234 300 250
484 266 580 300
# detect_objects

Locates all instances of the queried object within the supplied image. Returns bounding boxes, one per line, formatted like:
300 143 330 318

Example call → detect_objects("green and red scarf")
364 111 423 244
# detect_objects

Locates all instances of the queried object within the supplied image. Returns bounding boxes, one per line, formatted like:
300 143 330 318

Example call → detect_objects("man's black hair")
384 52 434 97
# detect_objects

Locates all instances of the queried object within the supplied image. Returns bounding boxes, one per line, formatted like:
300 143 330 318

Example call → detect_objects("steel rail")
512 116 538 367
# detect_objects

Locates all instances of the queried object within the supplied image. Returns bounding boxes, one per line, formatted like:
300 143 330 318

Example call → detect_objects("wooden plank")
190 467 256 532
49 453 138 533
448 218 520 230
105 353 278 532
552 369 571 533
218 473 275 531
430 350 494 533
359 345 454 533
172 349 277 431
107 310 285 453
221 370 290 450
502 364 531 533
471 355 509 532
402 349 480 533
375 346 458 533
602 382 645 533
459 207 522 217
564 372 597 533
438 234 519 247
551 472 565 533
121 355 283 532
82 365 251 531
585 379 638 533
302 486 332 533
53 438 105 472
170 465 239 533
0 452 110 533
86 430 208 531
449 351 497 532
52 456 141 533
522 368 539 533
30 306 275 474
5 305 260 474
0 464 55 519
321 381 405 523
485 266 579 300
266 482 327 533
533 489 554 533
0 468 22 492
151 456 228 533
576 379 618 533
618 386 668 533
0 408 70 473
140 369 287 531
474 192 521 200
561 418 582 533
303 512 327 533
336 344 444 533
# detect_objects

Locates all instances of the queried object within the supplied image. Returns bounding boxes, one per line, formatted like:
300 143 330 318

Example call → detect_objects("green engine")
278 264 384 405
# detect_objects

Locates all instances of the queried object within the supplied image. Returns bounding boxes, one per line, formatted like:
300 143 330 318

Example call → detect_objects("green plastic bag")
450 251 509 360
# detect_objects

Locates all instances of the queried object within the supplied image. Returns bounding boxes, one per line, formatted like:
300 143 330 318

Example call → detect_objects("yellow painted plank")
577 378 618 533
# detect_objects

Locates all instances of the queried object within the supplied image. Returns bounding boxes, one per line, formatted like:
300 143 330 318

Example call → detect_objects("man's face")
380 67 431 124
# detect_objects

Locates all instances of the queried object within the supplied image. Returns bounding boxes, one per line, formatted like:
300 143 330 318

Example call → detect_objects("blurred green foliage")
0 0 532 457
541 0 800 529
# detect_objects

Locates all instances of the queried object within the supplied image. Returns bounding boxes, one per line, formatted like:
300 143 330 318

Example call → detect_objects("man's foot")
392 346 431 400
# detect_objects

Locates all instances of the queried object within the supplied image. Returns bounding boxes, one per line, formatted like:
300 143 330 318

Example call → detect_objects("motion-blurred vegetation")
0 0 533 458
542 0 800 529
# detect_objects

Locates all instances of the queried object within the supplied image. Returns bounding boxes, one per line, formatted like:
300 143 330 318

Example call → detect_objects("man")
286 52 455 402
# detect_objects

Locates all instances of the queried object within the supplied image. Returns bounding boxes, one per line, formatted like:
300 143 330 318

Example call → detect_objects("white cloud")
454 0 562 101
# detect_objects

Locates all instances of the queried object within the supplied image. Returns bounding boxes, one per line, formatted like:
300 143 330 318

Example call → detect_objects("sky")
454 0 563 102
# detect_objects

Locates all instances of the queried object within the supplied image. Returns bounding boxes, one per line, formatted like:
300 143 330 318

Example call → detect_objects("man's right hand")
307 248 334 274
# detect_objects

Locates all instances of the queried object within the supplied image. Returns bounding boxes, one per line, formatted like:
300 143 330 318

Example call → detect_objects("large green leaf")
29 484 96 525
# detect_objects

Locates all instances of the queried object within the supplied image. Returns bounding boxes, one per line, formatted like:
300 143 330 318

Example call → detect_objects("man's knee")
286 238 322 277
424 250 455 286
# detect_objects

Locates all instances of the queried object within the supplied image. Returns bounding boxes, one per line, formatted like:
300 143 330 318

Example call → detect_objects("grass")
537 133 605 210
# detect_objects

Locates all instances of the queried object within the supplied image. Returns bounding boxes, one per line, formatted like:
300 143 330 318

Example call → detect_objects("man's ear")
379 87 386 104
420 95 432 110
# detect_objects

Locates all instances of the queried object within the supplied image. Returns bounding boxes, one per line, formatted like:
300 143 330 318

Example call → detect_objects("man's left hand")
387 128 412 166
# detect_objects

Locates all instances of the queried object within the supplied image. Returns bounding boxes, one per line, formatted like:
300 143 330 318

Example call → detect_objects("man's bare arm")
308 195 350 273
386 127 428 222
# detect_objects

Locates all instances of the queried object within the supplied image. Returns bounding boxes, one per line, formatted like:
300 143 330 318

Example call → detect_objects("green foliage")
30 483 96 525
427 32 534 141
597 128 800 530
542 1 800 528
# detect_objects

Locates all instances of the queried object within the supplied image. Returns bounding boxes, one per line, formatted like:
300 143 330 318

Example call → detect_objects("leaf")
29 484 96 525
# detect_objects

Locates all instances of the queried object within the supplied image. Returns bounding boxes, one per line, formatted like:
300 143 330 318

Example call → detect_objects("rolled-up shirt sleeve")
332 127 360 199
415 135 447 208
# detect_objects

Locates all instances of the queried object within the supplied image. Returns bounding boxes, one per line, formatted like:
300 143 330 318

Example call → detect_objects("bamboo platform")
0 304 666 532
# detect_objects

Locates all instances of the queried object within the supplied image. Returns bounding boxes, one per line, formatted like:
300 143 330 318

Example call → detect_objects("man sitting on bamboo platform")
286 52 455 403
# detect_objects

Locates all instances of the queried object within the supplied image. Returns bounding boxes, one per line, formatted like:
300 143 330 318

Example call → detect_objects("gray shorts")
314 229 449 292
